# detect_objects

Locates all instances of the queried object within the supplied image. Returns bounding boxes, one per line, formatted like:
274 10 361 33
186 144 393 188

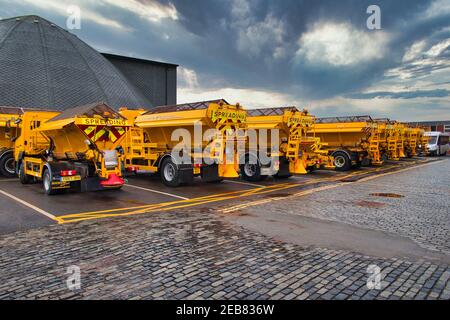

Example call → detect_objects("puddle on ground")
264 193 292 198
219 211 253 217
370 193 404 198
340 177 361 182
354 200 386 208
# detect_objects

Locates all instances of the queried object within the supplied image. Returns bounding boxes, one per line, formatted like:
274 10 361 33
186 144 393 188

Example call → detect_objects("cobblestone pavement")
249 158 450 255
0 159 449 300
0 207 449 300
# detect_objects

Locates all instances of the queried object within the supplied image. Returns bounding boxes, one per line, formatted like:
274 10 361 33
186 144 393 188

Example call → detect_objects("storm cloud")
347 89 450 99
0 0 449 120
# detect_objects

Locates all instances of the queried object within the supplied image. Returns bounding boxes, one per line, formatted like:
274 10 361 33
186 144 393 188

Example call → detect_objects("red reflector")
126 166 139 172
194 163 202 168
100 174 125 187
60 170 77 176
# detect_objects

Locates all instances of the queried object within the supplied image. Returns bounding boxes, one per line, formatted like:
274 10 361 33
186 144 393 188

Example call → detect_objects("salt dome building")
0 15 176 110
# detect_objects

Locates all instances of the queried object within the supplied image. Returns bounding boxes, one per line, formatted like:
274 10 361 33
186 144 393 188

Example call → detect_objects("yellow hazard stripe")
116 127 125 135
109 131 118 142
93 129 106 142
84 126 96 136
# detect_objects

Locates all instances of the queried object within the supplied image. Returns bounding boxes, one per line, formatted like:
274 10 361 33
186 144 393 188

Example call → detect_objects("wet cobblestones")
0 158 449 300
0 208 449 300
257 159 450 255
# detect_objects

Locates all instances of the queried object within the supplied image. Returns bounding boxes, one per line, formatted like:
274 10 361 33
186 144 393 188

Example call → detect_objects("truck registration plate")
60 175 81 182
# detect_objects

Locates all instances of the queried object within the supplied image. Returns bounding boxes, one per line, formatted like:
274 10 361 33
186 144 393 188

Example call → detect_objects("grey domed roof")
0 15 152 110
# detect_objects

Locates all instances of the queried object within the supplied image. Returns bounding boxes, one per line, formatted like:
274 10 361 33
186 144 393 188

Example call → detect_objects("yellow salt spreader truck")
0 106 61 177
314 116 383 171
0 106 24 177
241 107 334 181
14 103 130 195
120 99 247 187
402 124 421 158
375 119 405 161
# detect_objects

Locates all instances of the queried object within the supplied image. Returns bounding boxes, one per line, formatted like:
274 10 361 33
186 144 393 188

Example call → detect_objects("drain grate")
370 193 404 198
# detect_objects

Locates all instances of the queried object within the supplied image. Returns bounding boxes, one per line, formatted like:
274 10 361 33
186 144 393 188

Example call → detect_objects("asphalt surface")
0 162 368 232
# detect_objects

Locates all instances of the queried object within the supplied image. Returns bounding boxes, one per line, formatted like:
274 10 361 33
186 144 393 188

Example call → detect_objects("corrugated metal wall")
103 54 177 107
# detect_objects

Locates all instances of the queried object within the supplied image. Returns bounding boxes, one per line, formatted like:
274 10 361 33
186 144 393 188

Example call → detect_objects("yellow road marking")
220 183 347 213
54 159 439 224
55 172 361 223
355 159 441 183
220 159 441 213
55 182 298 223
57 181 296 218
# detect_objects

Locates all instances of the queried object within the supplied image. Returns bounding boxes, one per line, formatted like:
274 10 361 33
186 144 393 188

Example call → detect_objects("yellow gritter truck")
375 119 405 161
314 116 383 171
0 106 24 177
14 102 130 195
241 107 334 181
403 124 420 158
120 99 247 187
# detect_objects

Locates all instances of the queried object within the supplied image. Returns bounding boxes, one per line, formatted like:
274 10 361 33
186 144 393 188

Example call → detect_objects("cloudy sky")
1 0 449 121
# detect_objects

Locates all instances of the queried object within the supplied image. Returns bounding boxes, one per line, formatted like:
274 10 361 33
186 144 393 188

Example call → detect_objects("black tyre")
274 172 292 179
0 153 16 177
333 151 352 172
240 155 263 181
43 168 59 195
19 161 31 184
160 157 181 187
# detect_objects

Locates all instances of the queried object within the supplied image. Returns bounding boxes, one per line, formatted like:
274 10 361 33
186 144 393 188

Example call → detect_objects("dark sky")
1 0 449 121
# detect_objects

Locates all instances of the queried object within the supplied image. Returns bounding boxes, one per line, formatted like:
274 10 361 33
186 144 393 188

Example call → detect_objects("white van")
424 131 450 156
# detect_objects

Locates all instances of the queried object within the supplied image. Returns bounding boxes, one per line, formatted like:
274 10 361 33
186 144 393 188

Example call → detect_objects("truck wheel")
43 168 59 195
160 157 181 187
19 162 31 184
333 151 352 172
0 153 16 177
240 155 263 181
